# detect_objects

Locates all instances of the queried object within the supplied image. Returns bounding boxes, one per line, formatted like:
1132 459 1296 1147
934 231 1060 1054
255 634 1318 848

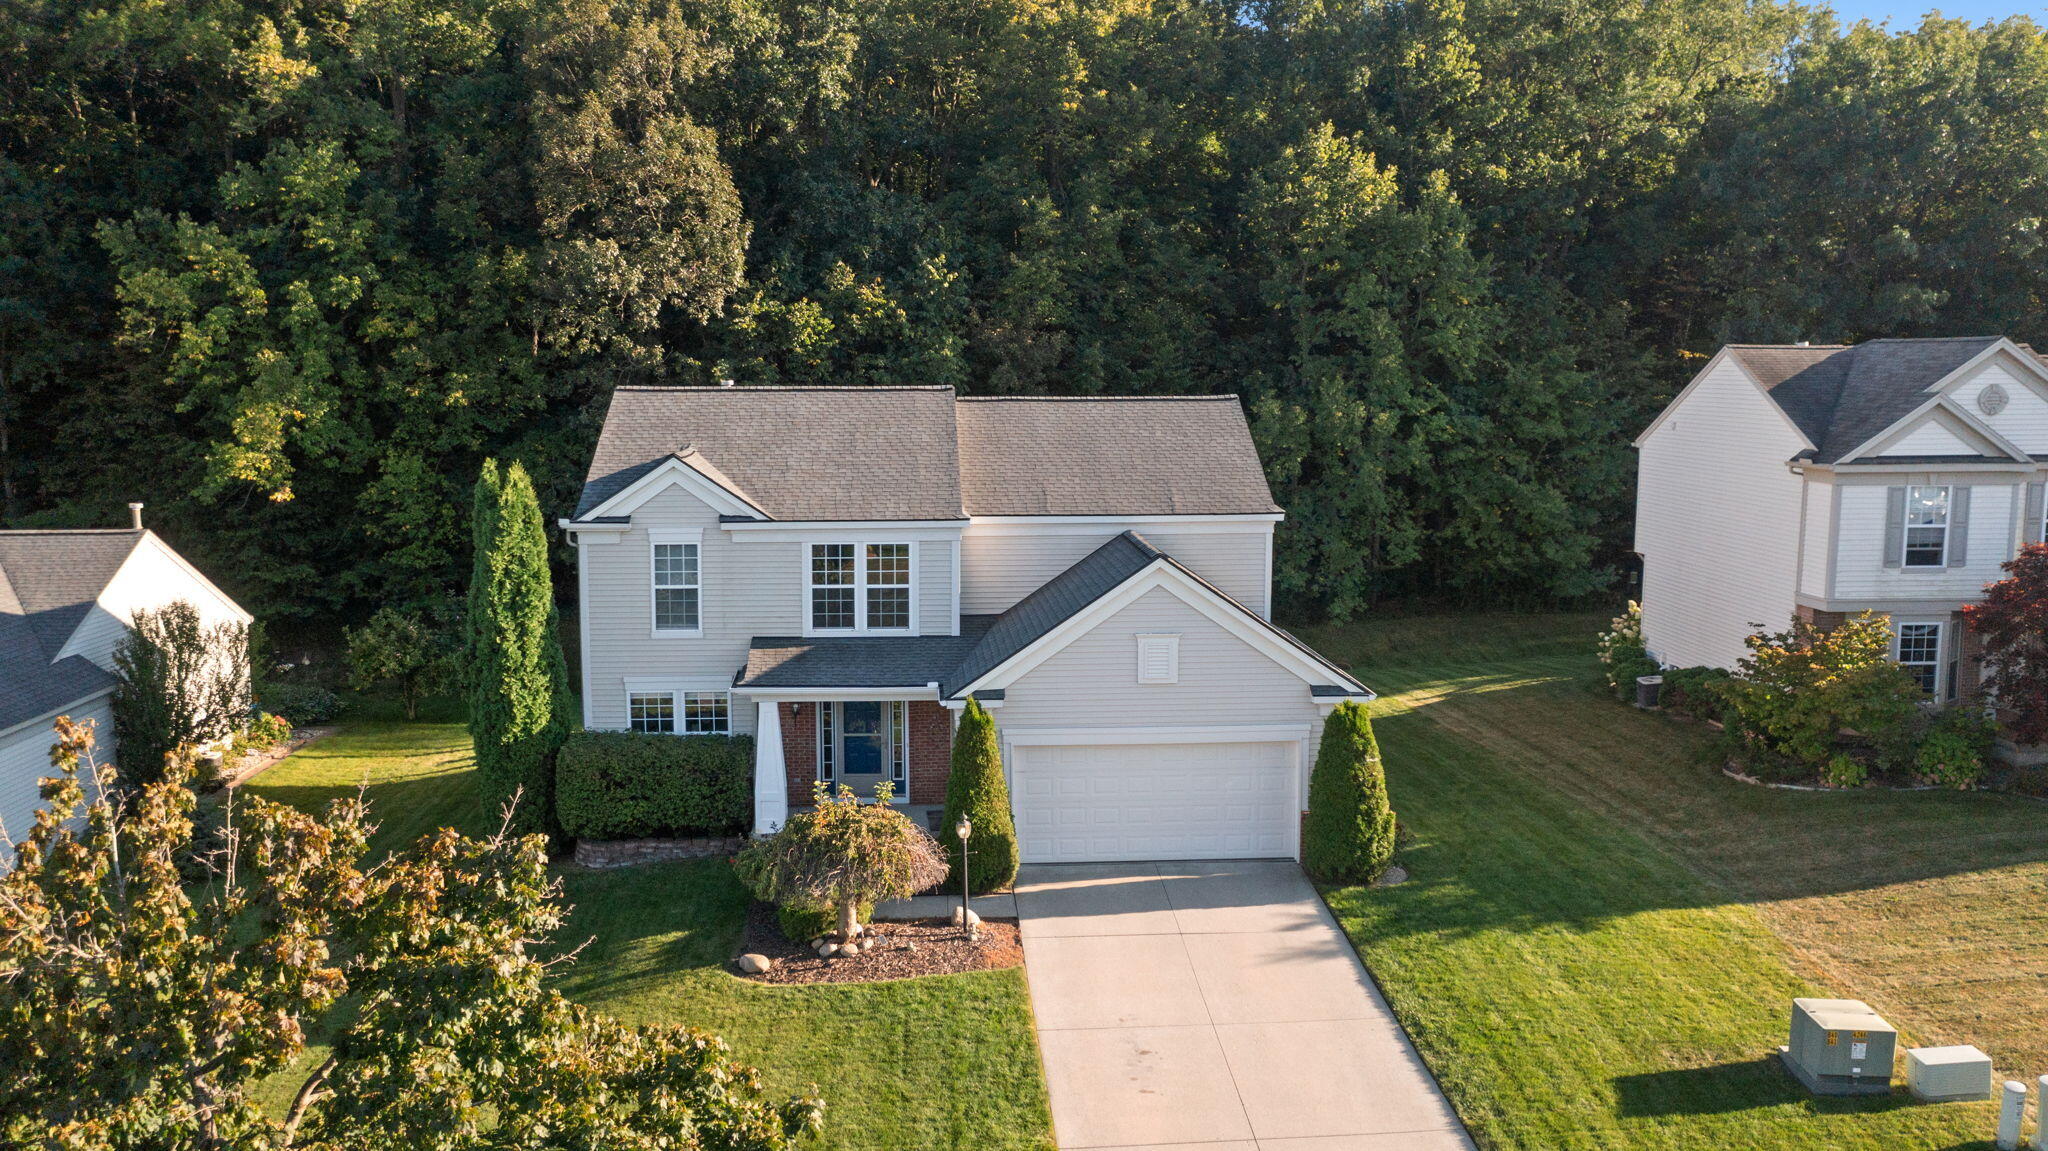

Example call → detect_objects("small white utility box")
1906 1045 1993 1102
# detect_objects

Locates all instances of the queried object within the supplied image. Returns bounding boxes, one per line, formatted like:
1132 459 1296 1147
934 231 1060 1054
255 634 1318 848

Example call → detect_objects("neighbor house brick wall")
778 700 954 807
1794 605 1848 630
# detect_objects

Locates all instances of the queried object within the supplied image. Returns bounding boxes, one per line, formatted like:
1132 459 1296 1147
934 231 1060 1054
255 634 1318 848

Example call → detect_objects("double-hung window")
1896 623 1943 697
809 542 912 632
1903 486 1950 568
652 539 701 633
628 689 730 734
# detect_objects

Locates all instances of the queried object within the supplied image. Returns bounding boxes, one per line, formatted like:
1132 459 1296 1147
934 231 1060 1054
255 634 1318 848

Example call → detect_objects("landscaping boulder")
950 906 982 928
738 953 774 974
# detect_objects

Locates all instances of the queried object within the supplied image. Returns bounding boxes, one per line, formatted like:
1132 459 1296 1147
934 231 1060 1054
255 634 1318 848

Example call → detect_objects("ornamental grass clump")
736 782 950 942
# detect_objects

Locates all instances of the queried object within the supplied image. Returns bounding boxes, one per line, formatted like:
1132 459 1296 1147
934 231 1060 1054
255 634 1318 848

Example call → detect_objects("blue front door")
839 701 885 794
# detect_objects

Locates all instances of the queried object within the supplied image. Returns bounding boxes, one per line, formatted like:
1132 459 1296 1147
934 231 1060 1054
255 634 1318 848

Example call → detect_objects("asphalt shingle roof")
0 531 142 731
575 388 1279 522
577 387 964 521
954 396 1281 516
735 531 1370 699
1725 337 2038 463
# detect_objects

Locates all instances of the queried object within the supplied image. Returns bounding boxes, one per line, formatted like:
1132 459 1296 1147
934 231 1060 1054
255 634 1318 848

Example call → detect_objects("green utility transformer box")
1781 998 1896 1096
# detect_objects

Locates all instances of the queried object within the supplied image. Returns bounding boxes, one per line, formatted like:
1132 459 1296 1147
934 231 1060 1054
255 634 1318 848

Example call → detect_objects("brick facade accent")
1793 604 1849 630
779 700 955 807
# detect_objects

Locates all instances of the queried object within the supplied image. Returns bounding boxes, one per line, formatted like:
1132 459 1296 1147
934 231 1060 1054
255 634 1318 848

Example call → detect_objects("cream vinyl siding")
55 536 250 672
1635 355 1809 669
1832 481 2016 600
918 541 952 634
1951 359 2048 452
0 692 114 860
1874 420 1979 457
994 586 1326 800
580 487 798 734
960 524 1273 616
1798 477 1834 599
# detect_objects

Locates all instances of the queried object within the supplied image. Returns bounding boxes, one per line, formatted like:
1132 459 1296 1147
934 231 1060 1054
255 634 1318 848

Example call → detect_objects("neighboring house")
0 521 252 850
566 386 1372 864
1635 336 2048 699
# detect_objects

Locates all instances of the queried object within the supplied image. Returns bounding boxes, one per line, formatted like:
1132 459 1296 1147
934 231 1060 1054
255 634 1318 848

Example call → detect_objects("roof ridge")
956 394 1241 403
612 384 956 393
0 528 144 536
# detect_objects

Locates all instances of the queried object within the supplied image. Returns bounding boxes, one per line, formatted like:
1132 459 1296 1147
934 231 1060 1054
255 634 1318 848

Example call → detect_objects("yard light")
955 816 976 942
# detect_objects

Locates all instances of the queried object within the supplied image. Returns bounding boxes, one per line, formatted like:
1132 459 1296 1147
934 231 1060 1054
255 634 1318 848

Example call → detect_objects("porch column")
752 700 788 836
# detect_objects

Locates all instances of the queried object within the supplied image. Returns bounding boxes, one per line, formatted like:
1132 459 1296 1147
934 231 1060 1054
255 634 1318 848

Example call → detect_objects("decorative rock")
816 941 839 958
903 941 918 953
808 937 824 949
860 937 878 952
950 907 982 928
738 953 773 974
1374 866 1410 888
847 922 864 938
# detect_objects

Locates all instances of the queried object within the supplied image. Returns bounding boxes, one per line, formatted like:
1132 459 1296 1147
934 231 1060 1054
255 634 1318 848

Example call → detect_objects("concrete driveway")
1017 861 1473 1151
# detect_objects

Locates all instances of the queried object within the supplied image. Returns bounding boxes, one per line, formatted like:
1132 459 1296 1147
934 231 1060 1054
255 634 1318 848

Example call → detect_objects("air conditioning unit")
1780 998 1896 1096
1906 1045 1993 1102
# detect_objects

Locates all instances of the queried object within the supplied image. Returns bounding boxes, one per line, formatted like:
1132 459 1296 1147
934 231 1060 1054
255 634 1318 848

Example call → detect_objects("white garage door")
1012 740 1298 863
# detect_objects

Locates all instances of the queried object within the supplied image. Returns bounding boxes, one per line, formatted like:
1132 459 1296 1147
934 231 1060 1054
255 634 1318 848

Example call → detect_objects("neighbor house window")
1896 623 1942 696
1903 486 1950 568
630 692 676 733
653 542 700 631
809 543 912 631
630 690 728 734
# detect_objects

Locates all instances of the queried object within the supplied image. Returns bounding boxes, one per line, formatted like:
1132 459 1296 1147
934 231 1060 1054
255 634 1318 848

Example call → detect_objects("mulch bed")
733 902 1023 985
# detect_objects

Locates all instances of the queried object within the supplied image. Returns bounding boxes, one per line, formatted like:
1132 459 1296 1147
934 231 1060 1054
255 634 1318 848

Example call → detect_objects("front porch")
747 696 956 835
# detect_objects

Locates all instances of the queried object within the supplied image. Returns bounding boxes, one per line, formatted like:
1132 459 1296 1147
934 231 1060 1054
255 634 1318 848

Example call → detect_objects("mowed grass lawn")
1301 613 2048 1151
239 698 1054 1151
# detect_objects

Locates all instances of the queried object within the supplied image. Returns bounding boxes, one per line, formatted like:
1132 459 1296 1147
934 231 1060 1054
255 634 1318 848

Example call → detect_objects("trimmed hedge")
555 731 753 840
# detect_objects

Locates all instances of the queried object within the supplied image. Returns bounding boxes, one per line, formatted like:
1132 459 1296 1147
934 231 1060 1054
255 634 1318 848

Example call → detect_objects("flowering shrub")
1821 754 1868 789
1597 602 1657 699
1720 612 1920 774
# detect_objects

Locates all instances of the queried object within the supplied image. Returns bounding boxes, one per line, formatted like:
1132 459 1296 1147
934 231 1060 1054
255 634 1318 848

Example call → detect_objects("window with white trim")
1896 623 1942 696
809 542 912 632
1136 633 1181 684
1903 486 1950 568
628 690 729 734
653 542 700 631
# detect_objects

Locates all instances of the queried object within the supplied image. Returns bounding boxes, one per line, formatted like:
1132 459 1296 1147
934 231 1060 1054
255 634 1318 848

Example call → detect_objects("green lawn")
239 699 1054 1151
1302 612 2044 1151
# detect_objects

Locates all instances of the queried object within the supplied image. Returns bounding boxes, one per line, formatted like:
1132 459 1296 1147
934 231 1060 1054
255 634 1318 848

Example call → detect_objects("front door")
837 701 887 797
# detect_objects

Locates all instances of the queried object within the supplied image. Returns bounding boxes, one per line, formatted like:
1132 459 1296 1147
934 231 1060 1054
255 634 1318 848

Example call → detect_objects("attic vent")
1135 633 1180 685
1979 382 2010 416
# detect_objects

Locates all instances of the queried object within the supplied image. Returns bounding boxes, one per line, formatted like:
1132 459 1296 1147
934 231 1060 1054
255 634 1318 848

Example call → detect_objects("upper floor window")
653 541 700 632
810 542 911 632
1903 486 1950 568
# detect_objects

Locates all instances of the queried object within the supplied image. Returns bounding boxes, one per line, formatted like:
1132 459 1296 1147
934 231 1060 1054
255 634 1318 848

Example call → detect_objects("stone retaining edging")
573 835 745 869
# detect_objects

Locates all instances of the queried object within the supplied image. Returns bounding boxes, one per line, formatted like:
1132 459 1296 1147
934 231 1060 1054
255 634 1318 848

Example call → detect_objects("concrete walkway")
1016 861 1473 1151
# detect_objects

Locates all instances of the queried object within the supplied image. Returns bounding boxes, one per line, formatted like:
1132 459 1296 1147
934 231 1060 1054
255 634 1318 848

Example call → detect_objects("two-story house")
1635 336 2048 698
0 516 252 848
565 386 1371 864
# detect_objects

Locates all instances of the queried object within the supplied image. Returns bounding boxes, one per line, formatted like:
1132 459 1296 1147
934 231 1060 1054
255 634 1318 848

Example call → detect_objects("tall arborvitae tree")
1302 701 1397 885
938 698 1019 895
466 460 572 836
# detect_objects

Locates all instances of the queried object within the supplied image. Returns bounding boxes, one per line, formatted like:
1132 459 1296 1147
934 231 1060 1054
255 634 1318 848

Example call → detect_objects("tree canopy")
5 0 2046 620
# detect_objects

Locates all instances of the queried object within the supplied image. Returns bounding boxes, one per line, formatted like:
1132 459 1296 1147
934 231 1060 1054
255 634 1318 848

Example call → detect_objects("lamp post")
955 815 976 942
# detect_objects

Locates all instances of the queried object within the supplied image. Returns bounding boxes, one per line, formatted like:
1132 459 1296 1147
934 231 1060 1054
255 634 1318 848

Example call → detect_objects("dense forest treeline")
4 0 2046 624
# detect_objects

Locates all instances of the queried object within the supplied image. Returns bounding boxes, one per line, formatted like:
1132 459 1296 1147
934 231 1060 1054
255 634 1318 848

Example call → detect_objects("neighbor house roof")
1725 337 2045 463
0 531 146 733
734 532 1370 700
574 387 1279 523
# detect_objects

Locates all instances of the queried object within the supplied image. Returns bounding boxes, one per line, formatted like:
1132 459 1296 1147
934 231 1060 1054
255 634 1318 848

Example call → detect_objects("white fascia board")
1809 460 2037 474
580 455 768 521
721 519 968 542
0 686 117 742
560 517 629 539
955 561 1367 699
1633 348 1819 452
1001 723 1311 745
730 686 942 701
1922 337 2048 395
966 513 1284 535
